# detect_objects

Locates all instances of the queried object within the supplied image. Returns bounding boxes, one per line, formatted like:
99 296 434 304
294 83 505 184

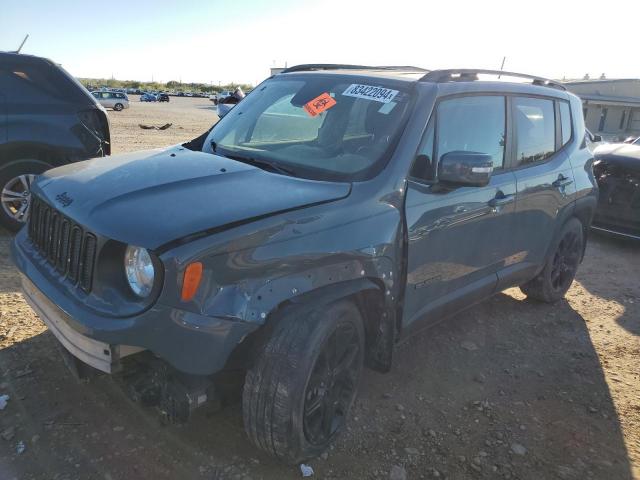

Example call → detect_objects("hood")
594 143 640 173
594 143 640 159
33 146 351 250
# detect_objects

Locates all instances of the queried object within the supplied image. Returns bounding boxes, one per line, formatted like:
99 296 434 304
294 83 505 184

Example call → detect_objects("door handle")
488 193 515 209
552 174 573 188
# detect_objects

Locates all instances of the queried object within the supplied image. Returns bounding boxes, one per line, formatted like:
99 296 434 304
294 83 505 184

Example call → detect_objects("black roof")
0 51 51 64
279 64 566 91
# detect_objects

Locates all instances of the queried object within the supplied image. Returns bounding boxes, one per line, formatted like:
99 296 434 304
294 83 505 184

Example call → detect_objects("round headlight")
124 245 155 297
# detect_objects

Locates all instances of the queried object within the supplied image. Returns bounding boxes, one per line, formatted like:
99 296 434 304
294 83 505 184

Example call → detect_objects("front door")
403 94 517 330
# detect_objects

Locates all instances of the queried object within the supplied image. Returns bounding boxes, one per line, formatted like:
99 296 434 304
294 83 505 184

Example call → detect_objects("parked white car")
91 91 130 111
216 88 245 118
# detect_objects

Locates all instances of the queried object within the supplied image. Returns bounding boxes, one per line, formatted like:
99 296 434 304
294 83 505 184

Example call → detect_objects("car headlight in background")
124 245 155 297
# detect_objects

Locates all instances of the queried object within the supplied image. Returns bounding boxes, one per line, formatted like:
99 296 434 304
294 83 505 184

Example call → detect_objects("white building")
564 79 640 140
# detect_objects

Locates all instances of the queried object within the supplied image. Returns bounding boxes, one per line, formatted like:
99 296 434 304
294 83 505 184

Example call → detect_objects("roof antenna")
12 34 29 54
498 56 506 79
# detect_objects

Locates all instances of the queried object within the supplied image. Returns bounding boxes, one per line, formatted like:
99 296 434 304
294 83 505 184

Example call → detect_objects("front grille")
28 196 97 292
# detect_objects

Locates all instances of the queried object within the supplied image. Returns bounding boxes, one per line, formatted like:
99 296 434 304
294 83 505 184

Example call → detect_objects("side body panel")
0 92 6 143
403 171 517 329
510 150 576 272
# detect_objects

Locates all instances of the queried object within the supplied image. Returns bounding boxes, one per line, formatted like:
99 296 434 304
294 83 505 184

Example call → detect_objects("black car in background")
0 52 110 231
593 143 640 239
157 93 169 102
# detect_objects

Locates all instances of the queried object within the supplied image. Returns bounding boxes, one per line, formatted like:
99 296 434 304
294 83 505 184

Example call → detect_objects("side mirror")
592 134 602 142
438 151 493 187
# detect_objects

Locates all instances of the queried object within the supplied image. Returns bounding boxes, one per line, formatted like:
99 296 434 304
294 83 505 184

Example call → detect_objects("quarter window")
514 97 555 166
410 121 435 180
559 101 572 146
436 96 506 170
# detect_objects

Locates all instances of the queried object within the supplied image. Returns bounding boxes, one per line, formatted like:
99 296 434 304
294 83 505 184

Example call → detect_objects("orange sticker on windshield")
303 93 336 117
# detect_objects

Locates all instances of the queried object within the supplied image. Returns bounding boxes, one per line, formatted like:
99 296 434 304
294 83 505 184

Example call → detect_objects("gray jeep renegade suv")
12 65 597 463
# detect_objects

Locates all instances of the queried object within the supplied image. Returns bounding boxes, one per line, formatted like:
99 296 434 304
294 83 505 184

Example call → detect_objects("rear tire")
114 103 124 111
0 160 50 232
242 300 365 464
520 218 584 303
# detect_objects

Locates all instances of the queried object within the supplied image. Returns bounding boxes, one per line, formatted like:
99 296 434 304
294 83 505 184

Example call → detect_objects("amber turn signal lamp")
181 262 203 301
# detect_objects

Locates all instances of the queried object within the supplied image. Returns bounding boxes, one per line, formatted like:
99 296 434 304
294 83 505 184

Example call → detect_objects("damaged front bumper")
21 275 143 373
11 234 258 376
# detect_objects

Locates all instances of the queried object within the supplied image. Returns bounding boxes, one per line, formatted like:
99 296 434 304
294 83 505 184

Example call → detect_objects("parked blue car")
140 93 157 102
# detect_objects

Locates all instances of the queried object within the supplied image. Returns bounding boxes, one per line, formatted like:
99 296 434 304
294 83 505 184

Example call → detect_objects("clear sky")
1 0 637 85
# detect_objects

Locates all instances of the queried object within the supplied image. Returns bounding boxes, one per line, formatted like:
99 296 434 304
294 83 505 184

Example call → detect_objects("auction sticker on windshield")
304 92 337 117
342 84 399 104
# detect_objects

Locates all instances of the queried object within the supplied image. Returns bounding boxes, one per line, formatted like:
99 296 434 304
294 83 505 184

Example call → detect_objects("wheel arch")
0 142 69 169
232 277 394 373
0 157 53 172
573 195 597 260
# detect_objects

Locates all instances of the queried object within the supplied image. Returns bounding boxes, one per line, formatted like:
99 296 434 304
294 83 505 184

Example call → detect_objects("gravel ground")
0 97 638 480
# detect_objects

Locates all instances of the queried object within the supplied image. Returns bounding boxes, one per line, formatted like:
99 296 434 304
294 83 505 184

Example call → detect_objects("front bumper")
12 233 258 375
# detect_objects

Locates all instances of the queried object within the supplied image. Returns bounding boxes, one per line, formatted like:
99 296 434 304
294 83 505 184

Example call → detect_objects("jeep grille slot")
80 234 96 291
28 196 98 293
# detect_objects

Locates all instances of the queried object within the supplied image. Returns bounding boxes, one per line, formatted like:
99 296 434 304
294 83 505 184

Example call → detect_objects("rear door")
0 92 6 142
509 96 577 277
403 94 518 329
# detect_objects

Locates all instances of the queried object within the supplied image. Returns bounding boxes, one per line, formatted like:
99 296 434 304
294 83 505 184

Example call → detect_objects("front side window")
436 95 506 169
514 97 555 166
203 76 415 181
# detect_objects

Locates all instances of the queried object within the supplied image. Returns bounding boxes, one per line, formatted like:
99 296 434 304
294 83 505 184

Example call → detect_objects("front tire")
0 160 50 232
520 218 584 303
243 300 365 463
114 103 124 111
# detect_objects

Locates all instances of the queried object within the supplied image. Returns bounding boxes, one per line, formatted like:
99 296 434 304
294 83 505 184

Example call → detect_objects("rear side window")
437 96 506 169
514 97 555 166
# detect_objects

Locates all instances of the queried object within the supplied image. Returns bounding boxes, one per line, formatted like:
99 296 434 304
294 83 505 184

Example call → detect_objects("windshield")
203 75 415 181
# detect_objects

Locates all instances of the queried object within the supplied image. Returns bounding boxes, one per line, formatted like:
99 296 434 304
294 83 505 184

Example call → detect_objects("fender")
573 194 597 260
201 256 399 373
254 277 396 373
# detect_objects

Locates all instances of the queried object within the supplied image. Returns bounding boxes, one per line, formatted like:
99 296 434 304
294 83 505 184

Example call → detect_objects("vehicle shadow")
0 290 634 479
576 232 640 336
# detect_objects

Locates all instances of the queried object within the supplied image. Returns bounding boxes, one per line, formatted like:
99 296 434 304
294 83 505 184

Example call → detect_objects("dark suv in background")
12 65 597 463
0 52 110 231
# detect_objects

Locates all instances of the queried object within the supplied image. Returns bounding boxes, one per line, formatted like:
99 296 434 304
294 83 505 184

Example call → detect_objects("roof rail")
280 64 429 74
419 69 566 91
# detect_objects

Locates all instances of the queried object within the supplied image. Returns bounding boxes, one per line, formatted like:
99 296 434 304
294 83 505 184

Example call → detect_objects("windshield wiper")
222 153 297 177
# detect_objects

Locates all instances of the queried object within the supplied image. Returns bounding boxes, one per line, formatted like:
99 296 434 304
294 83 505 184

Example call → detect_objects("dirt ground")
0 97 638 480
